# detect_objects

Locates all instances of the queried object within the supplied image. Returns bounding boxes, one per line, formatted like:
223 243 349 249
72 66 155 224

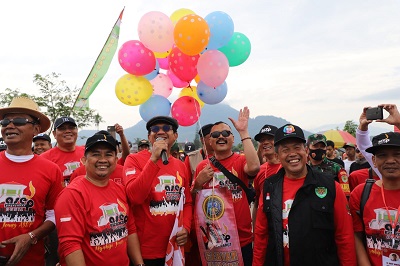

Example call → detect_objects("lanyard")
380 183 400 245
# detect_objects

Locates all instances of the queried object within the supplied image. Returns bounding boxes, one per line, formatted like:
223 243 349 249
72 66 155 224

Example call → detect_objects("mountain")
77 104 313 146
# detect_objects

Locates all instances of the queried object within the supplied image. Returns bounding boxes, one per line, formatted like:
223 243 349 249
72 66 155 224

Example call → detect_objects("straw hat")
0 96 51 132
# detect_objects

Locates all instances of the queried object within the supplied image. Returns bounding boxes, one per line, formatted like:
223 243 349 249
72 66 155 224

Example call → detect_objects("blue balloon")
139 95 171 122
144 60 160 81
205 11 234 50
197 81 228 105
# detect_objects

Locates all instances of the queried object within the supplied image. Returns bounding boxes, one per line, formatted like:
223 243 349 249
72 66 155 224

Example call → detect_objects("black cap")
0 137 7 151
54 116 77 129
274 124 306 146
138 139 150 147
185 142 195 153
85 133 117 152
365 132 400 154
146 116 179 132
254 124 278 141
198 124 214 137
33 133 51 143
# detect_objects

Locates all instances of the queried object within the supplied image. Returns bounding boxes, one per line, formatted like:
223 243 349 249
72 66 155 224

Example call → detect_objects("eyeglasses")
150 125 173 133
0 118 37 127
210 130 232 138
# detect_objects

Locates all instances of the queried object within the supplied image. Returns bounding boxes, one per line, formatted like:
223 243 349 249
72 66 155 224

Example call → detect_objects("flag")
165 187 185 266
73 8 124 110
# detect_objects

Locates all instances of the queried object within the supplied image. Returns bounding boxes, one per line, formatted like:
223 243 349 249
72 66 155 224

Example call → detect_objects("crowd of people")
0 96 399 266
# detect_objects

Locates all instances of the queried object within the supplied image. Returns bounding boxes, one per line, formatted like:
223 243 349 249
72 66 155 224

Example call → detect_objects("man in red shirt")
55 132 143 266
254 124 356 266
0 97 63 266
123 116 192 266
32 133 52 155
192 107 260 266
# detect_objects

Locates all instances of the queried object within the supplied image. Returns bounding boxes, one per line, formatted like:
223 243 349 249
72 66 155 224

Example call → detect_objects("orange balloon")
174 14 210 56
194 74 200 84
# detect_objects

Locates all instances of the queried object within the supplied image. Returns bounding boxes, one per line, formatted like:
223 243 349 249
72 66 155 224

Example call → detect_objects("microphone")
156 137 169 165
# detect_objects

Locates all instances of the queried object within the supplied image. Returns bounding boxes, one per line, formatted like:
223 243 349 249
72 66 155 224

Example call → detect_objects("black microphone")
156 137 169 165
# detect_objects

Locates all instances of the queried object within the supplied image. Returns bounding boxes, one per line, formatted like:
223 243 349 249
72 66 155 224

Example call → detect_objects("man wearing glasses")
0 97 63 265
191 107 260 266
123 116 192 266
41 116 84 187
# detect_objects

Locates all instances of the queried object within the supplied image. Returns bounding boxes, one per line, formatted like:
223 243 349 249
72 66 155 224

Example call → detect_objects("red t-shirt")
254 162 281 203
349 168 380 192
0 153 63 265
194 153 253 247
41 146 85 187
123 150 193 259
70 164 124 185
253 177 356 266
350 183 400 266
55 177 136 266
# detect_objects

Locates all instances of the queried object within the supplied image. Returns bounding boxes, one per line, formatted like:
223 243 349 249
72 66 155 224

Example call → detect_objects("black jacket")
262 165 340 266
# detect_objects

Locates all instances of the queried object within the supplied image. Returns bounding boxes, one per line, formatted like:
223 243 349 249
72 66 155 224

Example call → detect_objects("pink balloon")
158 57 169 70
168 47 199 82
118 40 156 76
138 11 174 53
197 50 229 87
167 70 188 88
150 73 173 98
171 96 201 126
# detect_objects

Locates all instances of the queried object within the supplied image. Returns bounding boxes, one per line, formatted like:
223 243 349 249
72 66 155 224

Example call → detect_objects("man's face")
33 139 52 155
148 123 178 147
53 122 78 147
345 147 356 159
277 139 308 178
82 143 117 179
209 123 234 154
326 146 335 157
201 134 213 153
356 148 365 160
373 146 400 180
308 142 326 150
1 114 40 149
258 135 275 157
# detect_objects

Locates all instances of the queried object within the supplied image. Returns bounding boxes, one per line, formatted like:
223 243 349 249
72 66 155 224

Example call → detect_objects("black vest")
263 165 339 266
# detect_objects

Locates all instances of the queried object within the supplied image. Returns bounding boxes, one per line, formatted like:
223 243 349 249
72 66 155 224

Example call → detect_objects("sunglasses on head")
150 124 173 134
0 118 37 127
210 130 232 138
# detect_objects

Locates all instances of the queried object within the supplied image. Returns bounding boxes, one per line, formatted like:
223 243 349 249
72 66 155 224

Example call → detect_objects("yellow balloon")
179 86 205 108
170 8 195 25
154 49 171 58
115 74 153 106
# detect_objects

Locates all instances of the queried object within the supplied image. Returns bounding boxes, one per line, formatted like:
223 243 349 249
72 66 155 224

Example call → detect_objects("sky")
1 0 400 133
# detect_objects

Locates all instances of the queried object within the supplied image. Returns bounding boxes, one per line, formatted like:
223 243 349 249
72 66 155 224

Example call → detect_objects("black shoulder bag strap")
209 156 254 203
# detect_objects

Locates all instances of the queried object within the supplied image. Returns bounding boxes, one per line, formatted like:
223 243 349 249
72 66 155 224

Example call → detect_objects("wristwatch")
28 232 38 244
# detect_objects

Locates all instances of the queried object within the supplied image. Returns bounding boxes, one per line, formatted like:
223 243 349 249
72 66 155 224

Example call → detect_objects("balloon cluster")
115 8 251 126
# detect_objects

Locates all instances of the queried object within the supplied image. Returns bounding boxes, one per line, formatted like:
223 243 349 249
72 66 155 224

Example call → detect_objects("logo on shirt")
315 187 327 198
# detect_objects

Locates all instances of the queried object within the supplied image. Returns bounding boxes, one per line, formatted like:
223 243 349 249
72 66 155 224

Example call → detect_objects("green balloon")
218 32 251 67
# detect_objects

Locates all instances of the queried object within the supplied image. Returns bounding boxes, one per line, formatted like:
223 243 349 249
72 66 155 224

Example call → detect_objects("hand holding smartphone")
366 107 383 120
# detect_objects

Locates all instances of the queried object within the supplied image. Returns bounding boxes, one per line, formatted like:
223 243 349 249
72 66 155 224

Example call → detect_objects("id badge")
382 248 400 265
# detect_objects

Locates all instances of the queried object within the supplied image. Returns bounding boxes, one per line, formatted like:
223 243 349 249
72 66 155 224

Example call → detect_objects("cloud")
356 87 400 101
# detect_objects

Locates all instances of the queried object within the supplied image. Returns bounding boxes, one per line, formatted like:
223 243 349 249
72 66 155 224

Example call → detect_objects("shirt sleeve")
46 166 64 211
127 206 137 235
349 184 364 233
182 166 193 233
356 128 381 178
333 182 357 266
253 199 268 266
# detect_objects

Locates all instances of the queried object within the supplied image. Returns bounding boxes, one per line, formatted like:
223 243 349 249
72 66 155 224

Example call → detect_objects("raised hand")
228 106 250 134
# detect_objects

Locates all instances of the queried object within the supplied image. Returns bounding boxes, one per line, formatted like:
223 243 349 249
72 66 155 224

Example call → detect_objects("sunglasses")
210 130 232 138
150 125 173 133
0 118 37 127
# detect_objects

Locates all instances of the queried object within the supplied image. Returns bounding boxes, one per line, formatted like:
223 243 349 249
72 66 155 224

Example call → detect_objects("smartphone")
107 126 116 139
366 107 383 120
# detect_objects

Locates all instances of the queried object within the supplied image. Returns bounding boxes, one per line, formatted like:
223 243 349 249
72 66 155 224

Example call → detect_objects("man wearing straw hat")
0 96 63 265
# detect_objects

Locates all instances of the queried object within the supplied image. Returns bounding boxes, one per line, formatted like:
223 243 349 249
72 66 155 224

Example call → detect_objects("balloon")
118 40 156 75
197 50 229 88
197 80 228 104
171 96 201 126
194 74 200 84
115 74 153 106
154 49 171 59
138 11 174 53
174 14 210 56
144 60 159 81
168 46 199 82
158 57 169 70
150 73 173 98
205 11 234 50
218 32 251 67
179 86 205 107
139 95 171 122
167 70 188 88
170 8 195 25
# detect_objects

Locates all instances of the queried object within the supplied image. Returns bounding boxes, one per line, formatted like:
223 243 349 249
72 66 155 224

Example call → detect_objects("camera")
107 126 116 139
366 107 383 120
